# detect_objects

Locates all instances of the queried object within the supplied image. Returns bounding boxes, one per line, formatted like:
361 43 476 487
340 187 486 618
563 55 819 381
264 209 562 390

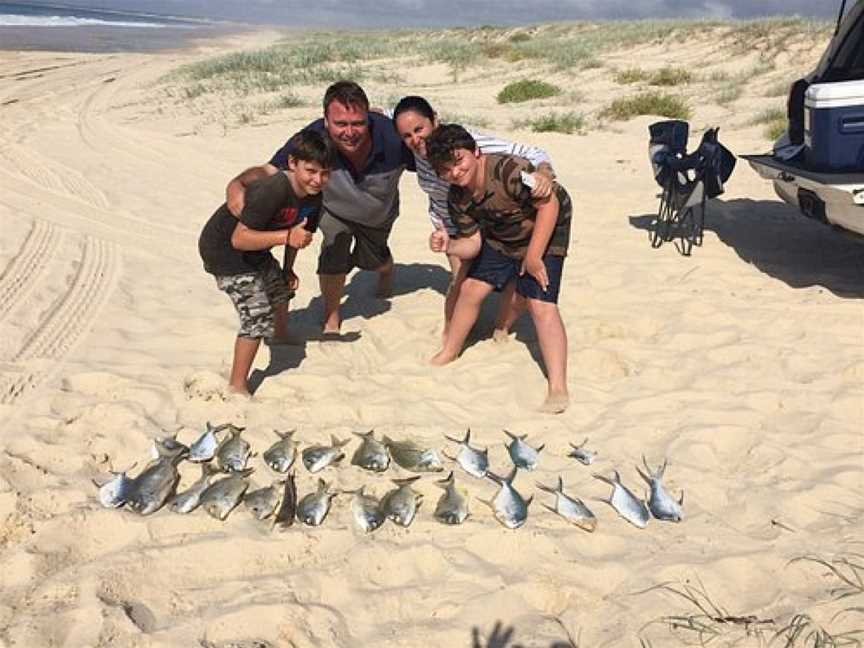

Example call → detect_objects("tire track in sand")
0 235 120 404
0 220 64 323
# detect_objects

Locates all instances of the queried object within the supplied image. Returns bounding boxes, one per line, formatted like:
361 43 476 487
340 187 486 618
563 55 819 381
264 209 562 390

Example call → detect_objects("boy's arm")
226 164 279 218
520 193 560 292
230 222 288 251
283 245 300 292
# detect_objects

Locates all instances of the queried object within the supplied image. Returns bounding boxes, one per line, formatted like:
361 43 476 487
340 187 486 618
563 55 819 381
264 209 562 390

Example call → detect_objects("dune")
0 22 862 648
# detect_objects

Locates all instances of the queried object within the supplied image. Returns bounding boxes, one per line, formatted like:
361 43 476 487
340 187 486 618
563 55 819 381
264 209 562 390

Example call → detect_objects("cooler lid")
805 79 864 108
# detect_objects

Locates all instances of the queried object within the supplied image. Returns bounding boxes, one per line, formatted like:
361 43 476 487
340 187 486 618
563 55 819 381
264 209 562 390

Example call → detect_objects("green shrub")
615 67 649 84
514 111 584 134
649 66 693 86
497 79 561 104
600 92 691 120
715 82 743 106
508 32 531 43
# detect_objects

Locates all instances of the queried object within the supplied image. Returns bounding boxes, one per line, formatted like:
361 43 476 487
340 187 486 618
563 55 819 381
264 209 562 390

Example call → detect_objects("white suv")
745 0 864 236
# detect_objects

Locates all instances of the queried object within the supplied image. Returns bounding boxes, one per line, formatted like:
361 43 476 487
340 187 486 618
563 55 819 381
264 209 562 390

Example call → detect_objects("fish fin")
535 481 557 494
505 465 518 484
660 458 668 478
276 428 296 439
201 463 218 478
678 489 684 506
536 444 546 453
502 429 522 441
206 421 214 433
441 449 457 462
392 475 422 486
580 437 589 448
541 503 558 515
353 429 374 439
330 434 349 448
478 498 495 512
592 472 614 486
485 471 503 485
635 465 652 485
525 496 534 508
611 469 622 484
435 471 455 488
464 428 471 444
557 475 564 492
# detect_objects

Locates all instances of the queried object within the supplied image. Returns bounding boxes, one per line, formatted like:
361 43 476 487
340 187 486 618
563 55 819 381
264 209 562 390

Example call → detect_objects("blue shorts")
467 242 564 304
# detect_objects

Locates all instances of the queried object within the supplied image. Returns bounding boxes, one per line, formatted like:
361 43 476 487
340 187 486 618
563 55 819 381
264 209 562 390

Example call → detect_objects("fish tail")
435 471 455 489
592 472 615 486
392 475 422 486
535 481 558 494
635 464 652 485
503 429 521 441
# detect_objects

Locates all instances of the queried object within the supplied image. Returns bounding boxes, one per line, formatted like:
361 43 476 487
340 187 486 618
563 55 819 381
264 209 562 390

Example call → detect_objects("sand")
0 25 862 648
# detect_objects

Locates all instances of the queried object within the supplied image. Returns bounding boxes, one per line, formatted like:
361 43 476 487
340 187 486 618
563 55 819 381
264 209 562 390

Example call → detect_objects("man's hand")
287 225 313 249
520 255 549 292
429 224 450 253
226 179 246 218
285 269 299 292
529 172 553 199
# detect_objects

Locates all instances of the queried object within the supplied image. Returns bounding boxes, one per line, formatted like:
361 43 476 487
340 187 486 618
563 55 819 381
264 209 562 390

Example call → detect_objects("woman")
392 96 557 342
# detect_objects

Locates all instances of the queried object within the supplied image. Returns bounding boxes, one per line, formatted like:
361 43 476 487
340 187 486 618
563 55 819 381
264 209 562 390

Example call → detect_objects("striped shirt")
414 130 552 234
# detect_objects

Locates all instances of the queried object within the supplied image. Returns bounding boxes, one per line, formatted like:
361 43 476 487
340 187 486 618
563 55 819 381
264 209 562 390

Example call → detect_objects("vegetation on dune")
512 111 584 134
615 67 650 84
751 106 788 140
496 79 561 104
648 66 692 86
600 92 691 121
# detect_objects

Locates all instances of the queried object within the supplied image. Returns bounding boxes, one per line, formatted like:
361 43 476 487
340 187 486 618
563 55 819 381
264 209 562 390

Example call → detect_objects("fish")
188 422 226 463
443 429 488 478
433 471 470 525
296 478 337 527
301 435 349 473
126 443 186 515
273 472 297 528
484 468 532 529
244 480 285 520
216 425 252 473
200 469 253 520
381 476 423 527
351 487 385 533
636 456 684 522
567 438 597 466
383 435 444 473
593 470 650 529
536 476 597 532
351 430 390 472
171 463 218 514
262 429 298 473
504 430 544 471
93 464 136 508
150 433 190 461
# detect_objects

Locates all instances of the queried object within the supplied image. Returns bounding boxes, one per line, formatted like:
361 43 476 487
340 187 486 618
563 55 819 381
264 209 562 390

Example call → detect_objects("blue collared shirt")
270 112 414 229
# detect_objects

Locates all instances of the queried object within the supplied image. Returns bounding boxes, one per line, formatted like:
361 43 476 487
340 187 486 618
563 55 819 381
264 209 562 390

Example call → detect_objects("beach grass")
751 106 787 140
513 111 584 134
601 91 691 120
497 79 561 104
649 66 692 86
615 67 650 84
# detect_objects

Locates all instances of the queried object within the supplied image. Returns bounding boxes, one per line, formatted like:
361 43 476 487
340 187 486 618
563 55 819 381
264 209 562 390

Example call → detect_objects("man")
226 81 413 334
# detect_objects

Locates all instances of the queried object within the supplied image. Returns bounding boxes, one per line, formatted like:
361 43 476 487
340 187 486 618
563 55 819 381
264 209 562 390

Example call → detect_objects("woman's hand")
529 172 553 199
429 224 450 253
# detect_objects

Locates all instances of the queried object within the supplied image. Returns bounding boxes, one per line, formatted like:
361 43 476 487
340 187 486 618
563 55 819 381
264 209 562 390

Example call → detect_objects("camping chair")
648 120 737 256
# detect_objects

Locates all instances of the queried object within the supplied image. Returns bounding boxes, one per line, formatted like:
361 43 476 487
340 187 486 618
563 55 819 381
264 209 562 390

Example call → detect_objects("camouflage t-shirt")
448 154 571 259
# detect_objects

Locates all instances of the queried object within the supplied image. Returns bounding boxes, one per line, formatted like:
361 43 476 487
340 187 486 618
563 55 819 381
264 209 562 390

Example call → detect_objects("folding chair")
648 120 736 256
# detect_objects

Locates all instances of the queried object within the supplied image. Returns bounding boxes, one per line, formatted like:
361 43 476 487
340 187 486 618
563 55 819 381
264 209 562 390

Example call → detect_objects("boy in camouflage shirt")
199 131 335 396
426 124 572 413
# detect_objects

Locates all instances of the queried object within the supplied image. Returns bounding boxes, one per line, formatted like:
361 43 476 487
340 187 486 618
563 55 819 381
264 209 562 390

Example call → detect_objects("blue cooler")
804 80 864 172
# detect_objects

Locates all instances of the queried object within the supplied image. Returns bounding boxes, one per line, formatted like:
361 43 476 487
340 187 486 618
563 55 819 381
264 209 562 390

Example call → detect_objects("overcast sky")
26 0 844 27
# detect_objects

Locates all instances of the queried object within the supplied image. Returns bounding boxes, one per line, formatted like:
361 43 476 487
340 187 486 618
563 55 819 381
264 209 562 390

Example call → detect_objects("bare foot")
539 391 569 414
225 384 252 399
376 271 393 299
430 349 457 366
492 328 511 344
322 314 341 335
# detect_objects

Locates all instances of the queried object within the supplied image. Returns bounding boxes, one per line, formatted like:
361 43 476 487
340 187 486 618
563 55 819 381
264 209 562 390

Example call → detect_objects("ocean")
0 2 241 52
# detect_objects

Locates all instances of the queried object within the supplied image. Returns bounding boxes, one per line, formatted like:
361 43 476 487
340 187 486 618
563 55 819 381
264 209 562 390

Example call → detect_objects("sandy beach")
0 23 862 648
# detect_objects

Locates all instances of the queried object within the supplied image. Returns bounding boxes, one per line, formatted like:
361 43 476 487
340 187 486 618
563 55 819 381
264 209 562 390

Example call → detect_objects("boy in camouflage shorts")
199 131 335 395
426 124 572 413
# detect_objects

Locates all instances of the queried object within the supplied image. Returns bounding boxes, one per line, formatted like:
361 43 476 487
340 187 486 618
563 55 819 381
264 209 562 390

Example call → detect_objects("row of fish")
93 423 683 531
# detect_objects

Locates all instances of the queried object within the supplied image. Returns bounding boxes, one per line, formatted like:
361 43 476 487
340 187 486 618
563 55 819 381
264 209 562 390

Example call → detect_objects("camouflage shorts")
215 260 292 339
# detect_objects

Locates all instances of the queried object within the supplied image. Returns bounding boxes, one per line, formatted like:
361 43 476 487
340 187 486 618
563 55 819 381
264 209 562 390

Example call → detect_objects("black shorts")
317 211 392 275
467 242 565 304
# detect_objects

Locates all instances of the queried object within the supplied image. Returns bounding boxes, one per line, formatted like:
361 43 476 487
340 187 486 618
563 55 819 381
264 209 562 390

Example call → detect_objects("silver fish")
126 444 186 515
637 456 684 522
302 435 349 473
443 429 488 478
567 438 597 466
351 487 385 533
536 476 597 532
504 430 544 471
93 464 135 508
351 430 390 472
150 433 190 461
171 463 218 514
297 478 336 527
485 468 532 529
433 471 469 525
382 476 423 527
593 470 650 529
244 480 284 520
383 435 444 473
200 469 252 520
262 430 298 473
188 422 226 463
216 426 251 473
273 472 297 528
